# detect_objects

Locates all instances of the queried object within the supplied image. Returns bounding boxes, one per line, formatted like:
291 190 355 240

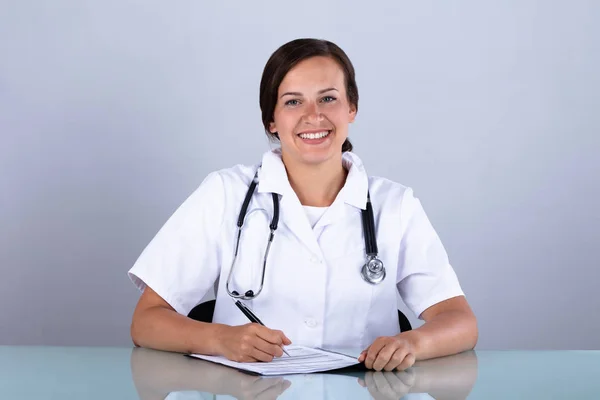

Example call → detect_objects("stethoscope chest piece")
361 255 386 285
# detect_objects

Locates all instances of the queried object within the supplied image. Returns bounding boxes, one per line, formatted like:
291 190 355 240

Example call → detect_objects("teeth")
299 131 330 139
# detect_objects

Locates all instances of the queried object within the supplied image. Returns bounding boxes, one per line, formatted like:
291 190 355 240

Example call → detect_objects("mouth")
296 130 332 140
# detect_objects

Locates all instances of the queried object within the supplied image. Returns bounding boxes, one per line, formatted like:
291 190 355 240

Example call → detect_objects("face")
269 56 357 166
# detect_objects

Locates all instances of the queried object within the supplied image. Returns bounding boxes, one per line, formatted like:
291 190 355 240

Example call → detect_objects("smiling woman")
272 56 354 165
128 38 478 372
261 40 357 147
259 40 360 207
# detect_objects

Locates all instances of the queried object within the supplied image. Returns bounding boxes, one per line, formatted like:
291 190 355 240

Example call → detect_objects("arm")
128 172 290 361
130 286 291 361
130 286 222 355
360 187 477 371
358 348 478 400
359 295 478 370
402 295 478 360
128 172 227 355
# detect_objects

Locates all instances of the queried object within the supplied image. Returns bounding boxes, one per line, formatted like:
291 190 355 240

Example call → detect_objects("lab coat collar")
341 151 369 210
257 148 291 196
257 148 369 210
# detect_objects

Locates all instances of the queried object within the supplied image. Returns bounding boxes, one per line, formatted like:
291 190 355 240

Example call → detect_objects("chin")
298 148 340 166
282 135 345 165
300 156 329 166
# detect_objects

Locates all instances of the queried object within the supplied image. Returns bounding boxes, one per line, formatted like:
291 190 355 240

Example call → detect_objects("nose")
303 102 324 124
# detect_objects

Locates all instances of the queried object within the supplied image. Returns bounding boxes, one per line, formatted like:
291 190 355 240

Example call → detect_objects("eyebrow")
280 87 338 98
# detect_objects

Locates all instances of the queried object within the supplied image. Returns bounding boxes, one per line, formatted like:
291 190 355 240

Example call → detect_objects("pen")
231 298 291 357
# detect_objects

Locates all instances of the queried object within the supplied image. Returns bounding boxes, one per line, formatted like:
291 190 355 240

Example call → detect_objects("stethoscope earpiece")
229 290 256 299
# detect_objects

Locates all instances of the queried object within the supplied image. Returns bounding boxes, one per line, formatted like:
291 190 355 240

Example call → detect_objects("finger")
365 339 391 370
280 331 292 345
395 352 416 371
249 346 275 363
248 326 290 358
254 337 285 358
276 330 292 346
373 343 402 372
381 348 409 372
254 326 286 345
238 354 260 363
358 348 369 363
239 339 274 363
364 340 387 369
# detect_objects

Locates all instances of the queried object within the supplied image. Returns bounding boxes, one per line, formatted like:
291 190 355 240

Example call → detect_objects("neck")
282 153 347 207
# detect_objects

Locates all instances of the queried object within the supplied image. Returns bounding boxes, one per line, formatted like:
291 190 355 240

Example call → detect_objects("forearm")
401 310 478 361
131 305 225 355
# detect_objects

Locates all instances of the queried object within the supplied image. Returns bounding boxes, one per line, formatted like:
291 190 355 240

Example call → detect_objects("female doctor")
129 38 478 372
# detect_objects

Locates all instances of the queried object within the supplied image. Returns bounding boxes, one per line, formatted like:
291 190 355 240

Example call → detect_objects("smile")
297 130 331 140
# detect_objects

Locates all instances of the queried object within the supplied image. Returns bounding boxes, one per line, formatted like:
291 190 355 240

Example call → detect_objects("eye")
284 99 300 106
321 96 337 103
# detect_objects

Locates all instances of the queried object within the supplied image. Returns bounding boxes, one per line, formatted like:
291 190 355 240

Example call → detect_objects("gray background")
1 0 598 349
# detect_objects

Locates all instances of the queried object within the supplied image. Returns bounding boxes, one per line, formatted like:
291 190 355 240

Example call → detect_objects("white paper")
188 345 359 376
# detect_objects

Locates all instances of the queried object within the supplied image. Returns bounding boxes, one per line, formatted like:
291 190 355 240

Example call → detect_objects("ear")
269 121 277 133
348 104 357 123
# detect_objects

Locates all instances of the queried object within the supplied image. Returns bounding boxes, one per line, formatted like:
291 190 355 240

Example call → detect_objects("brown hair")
259 38 358 152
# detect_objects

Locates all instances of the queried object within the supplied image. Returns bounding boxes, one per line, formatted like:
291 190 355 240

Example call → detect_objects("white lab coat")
128 149 464 350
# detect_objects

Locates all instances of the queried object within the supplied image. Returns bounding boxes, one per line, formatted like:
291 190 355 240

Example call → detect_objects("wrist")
190 322 227 356
206 323 228 356
397 329 426 360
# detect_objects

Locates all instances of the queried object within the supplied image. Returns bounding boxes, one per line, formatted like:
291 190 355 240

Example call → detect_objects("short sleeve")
396 188 464 319
128 171 225 316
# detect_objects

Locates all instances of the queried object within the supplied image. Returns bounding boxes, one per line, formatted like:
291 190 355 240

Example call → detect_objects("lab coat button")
305 318 318 328
310 256 322 264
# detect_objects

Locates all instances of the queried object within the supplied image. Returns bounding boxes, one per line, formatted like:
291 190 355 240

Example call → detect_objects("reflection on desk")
130 347 478 400
1 346 599 399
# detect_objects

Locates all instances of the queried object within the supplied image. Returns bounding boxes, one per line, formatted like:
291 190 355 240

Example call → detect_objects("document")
188 345 360 375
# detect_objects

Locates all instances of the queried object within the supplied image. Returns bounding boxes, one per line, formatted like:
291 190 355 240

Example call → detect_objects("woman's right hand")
216 323 292 363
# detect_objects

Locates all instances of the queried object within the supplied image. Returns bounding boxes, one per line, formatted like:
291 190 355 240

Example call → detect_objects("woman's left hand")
358 335 417 371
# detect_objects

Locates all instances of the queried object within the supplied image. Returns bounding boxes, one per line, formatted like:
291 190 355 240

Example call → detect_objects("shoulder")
367 174 439 239
367 175 416 211
365 174 430 236
344 151 414 205
166 162 258 221
194 161 259 195
343 150 419 215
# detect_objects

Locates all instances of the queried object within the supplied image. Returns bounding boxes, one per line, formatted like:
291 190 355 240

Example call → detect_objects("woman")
129 38 478 372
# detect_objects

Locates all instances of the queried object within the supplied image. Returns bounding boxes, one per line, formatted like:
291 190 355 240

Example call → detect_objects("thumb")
282 334 292 345
274 329 292 345
358 351 367 362
358 346 370 362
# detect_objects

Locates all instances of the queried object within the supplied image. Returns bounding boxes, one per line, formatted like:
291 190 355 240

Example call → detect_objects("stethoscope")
226 168 386 301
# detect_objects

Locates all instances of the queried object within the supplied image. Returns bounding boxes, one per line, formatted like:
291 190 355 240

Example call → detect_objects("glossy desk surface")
1 346 599 399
